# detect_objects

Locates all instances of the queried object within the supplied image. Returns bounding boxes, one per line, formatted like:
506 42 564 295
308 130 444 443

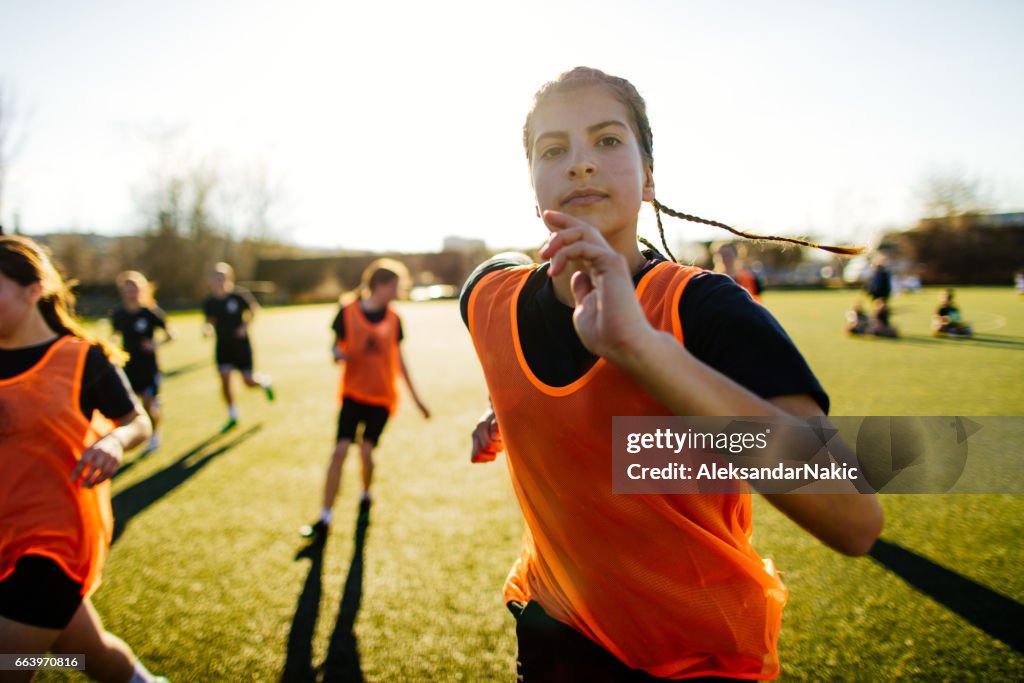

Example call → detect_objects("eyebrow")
534 119 630 147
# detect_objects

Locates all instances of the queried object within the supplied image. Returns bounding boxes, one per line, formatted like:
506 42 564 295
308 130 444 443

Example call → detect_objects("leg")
219 368 234 407
322 438 353 512
142 394 160 433
358 405 390 497
240 370 261 388
358 440 375 495
50 599 135 683
0 615 61 683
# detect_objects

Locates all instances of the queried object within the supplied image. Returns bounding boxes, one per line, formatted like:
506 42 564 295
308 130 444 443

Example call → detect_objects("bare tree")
915 168 990 220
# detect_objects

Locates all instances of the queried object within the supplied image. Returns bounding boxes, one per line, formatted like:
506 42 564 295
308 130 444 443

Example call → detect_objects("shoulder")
679 273 830 412
459 252 535 327
83 342 117 378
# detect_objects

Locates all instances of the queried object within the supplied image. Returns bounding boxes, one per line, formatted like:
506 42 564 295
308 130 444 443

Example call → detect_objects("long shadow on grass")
282 538 326 683
321 512 369 682
898 333 1024 350
281 513 369 683
870 539 1024 652
162 359 209 380
110 425 262 544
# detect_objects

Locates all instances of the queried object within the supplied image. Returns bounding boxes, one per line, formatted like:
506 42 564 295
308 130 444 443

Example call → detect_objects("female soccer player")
300 259 430 540
202 262 274 431
112 271 174 452
0 236 166 682
463 67 884 681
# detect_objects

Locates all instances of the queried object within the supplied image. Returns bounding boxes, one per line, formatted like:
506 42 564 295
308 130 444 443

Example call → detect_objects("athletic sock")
227 405 239 420
359 491 372 503
319 509 333 525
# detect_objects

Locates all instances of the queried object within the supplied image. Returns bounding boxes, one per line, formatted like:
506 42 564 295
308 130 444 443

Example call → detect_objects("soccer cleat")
264 384 275 402
299 520 329 540
220 417 238 433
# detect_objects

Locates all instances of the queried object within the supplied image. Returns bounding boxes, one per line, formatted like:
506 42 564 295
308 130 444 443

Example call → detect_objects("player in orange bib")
463 67 884 681
713 242 764 304
300 259 430 540
0 236 167 682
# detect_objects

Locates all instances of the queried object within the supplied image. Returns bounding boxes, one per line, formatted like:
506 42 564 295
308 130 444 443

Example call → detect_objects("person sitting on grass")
844 300 870 335
868 298 898 338
932 289 972 337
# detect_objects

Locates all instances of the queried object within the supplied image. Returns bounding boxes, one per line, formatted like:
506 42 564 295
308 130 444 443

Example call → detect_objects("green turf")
39 288 1023 681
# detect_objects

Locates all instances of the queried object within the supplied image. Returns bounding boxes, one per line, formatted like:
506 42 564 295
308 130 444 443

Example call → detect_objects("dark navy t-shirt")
203 291 252 341
460 253 829 413
111 306 166 371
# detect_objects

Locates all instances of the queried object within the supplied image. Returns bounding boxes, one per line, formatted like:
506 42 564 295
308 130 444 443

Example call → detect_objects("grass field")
40 287 1024 682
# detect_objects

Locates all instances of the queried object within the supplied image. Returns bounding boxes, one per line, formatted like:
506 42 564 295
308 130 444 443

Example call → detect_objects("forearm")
106 410 152 452
400 362 422 402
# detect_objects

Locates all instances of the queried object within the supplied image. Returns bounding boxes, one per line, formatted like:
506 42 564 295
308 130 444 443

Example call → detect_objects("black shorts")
216 338 253 372
0 555 83 630
125 363 161 397
510 600 740 682
337 397 390 445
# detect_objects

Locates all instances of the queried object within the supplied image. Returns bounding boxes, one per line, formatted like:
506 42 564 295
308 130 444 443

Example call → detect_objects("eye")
596 135 621 148
540 145 565 159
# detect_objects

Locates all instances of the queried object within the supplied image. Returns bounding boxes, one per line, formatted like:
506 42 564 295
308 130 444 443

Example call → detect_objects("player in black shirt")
202 262 274 431
112 270 174 452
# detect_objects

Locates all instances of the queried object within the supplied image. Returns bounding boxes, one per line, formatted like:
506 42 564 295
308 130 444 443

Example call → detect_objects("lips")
561 189 608 207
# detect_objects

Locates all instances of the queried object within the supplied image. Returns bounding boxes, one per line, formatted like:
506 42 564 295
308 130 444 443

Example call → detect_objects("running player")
202 262 274 431
464 67 884 681
112 270 174 453
300 259 430 540
0 235 167 683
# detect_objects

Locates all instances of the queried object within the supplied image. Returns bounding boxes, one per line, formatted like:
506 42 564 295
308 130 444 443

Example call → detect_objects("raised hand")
538 210 652 362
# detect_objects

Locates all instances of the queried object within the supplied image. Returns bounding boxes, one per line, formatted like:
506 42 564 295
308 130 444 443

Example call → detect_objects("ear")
23 281 44 306
642 164 655 203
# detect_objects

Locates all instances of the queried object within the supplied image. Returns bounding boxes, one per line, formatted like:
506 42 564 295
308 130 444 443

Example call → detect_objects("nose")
566 149 596 178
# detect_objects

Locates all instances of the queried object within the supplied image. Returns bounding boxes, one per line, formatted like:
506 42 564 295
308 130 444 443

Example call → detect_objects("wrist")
604 324 671 372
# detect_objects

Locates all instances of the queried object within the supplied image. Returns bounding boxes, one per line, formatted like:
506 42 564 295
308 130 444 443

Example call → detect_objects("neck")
550 233 646 307
363 293 388 311
0 310 59 350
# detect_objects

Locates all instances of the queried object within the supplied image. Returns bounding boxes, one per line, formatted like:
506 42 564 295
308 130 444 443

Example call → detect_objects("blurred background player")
111 271 174 453
300 259 430 541
202 262 274 432
713 241 763 303
932 288 972 336
0 236 167 683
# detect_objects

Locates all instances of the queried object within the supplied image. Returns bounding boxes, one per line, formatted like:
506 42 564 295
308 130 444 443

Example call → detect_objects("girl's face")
373 278 399 304
529 84 654 240
0 272 40 341
120 280 140 305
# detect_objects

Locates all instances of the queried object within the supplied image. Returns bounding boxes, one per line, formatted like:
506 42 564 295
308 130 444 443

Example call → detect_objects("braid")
652 199 865 256
650 204 678 263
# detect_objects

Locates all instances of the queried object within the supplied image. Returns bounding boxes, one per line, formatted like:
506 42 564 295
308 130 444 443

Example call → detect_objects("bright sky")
2 0 1022 253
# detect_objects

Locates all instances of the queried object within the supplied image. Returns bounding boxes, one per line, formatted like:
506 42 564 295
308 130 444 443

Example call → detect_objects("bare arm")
398 349 430 418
